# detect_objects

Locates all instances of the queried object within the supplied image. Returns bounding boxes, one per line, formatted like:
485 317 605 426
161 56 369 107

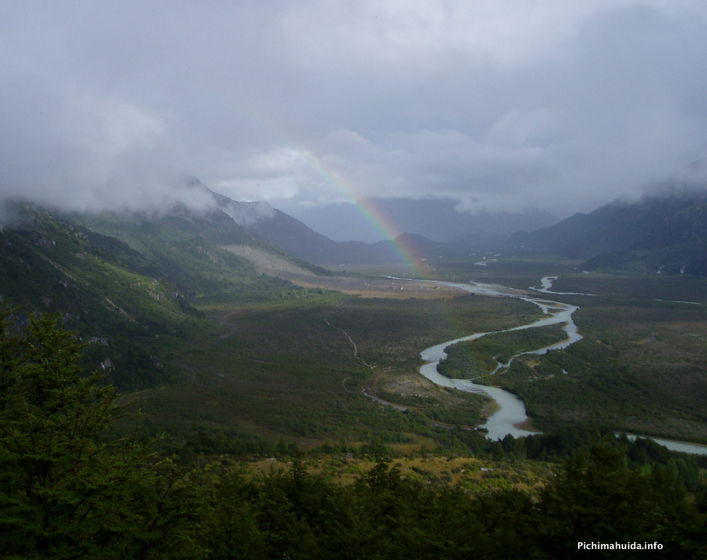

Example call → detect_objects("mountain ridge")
511 189 707 275
0 197 308 390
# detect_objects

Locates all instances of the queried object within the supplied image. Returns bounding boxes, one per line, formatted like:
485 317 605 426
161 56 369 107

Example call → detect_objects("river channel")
415 277 707 456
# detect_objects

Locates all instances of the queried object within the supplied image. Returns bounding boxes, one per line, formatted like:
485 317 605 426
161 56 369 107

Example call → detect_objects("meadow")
122 252 707 452
432 259 707 443
132 287 543 450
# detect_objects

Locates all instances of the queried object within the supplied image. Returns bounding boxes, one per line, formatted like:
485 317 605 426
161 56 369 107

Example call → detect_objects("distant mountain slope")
242 206 500 265
243 206 404 264
1 206 195 389
162 180 497 265
0 199 303 389
288 197 556 243
513 190 707 275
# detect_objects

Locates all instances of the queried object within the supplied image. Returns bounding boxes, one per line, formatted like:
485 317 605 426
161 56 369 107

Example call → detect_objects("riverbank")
416 277 707 455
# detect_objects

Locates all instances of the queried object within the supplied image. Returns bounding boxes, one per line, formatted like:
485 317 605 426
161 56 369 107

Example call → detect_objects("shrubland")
1 312 705 559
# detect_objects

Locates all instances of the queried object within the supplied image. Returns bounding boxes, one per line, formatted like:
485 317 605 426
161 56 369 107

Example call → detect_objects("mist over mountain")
193 185 500 264
246 181 707 273
285 198 557 243
4 2 707 233
4 174 707 275
512 186 707 275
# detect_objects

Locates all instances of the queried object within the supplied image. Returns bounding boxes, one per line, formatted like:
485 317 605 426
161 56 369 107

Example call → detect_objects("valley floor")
125 249 707 454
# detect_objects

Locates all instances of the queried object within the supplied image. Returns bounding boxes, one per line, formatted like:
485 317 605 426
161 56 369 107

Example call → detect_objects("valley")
4 198 707 557
4 195 707 456
128 240 707 454
135 279 540 448
7 6 707 554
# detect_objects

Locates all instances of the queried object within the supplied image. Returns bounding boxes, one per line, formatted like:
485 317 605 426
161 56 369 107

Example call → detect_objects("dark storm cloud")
1 1 707 220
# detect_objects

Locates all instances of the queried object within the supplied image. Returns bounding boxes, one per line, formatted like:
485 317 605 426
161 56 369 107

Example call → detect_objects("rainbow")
283 145 430 277
287 145 465 335
222 96 429 276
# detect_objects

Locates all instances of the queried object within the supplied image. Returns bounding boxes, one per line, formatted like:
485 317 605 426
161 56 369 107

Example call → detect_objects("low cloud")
221 200 275 227
1 1 707 229
0 72 202 212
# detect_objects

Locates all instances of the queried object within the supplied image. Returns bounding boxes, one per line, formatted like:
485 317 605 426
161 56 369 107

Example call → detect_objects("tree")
0 310 201 559
537 440 703 558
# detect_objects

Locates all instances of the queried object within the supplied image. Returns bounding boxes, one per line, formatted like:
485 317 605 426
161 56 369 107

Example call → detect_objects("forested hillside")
1 313 705 559
0 201 300 390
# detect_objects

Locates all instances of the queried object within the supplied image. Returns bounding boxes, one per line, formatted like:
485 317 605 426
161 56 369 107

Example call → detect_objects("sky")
2 1 707 239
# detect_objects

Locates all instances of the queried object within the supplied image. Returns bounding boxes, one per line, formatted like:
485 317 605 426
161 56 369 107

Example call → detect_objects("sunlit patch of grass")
240 455 553 492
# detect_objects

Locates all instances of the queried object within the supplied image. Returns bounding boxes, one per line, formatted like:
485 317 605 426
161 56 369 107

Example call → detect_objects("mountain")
0 196 312 390
174 179 405 266
240 206 507 265
285 198 556 243
216 196 500 264
512 189 707 275
135 179 503 265
241 206 400 264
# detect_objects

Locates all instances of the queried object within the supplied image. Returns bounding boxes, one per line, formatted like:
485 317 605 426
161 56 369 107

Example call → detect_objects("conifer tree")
0 310 201 559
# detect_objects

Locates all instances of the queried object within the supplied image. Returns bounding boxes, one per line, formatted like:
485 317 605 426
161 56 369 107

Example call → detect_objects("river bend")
417 279 580 440
414 277 707 455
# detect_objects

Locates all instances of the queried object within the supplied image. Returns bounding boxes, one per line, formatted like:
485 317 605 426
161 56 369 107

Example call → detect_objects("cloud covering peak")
2 1 707 227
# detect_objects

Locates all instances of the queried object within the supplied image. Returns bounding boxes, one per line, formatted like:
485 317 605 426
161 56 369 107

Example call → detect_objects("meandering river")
415 276 707 455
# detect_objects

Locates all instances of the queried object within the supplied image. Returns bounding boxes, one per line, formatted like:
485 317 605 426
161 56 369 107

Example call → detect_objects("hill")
240 207 501 265
0 198 307 390
243 206 401 264
512 189 707 275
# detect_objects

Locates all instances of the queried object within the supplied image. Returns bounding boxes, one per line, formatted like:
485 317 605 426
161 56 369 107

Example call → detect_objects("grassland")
424 258 707 444
438 324 568 379
132 288 544 449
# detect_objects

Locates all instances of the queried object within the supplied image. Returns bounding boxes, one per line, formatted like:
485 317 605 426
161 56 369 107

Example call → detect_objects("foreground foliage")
0 311 204 558
1 312 705 559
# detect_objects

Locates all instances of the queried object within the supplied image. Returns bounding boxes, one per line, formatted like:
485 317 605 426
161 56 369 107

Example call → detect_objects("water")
419 343 534 440
417 279 581 440
622 434 707 456
413 277 707 455
531 276 596 296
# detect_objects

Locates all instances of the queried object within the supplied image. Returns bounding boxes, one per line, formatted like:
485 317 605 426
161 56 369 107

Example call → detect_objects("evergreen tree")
537 440 703 558
0 310 201 559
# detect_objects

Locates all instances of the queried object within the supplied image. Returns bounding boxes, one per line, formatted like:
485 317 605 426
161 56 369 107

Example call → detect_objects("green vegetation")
2 314 706 558
495 338 665 429
377 386 490 427
70 210 295 302
0 311 202 558
130 292 544 444
6 186 707 560
5 203 707 445
5 195 707 447
421 257 707 443
438 324 567 379
494 331 707 443
0 204 303 391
